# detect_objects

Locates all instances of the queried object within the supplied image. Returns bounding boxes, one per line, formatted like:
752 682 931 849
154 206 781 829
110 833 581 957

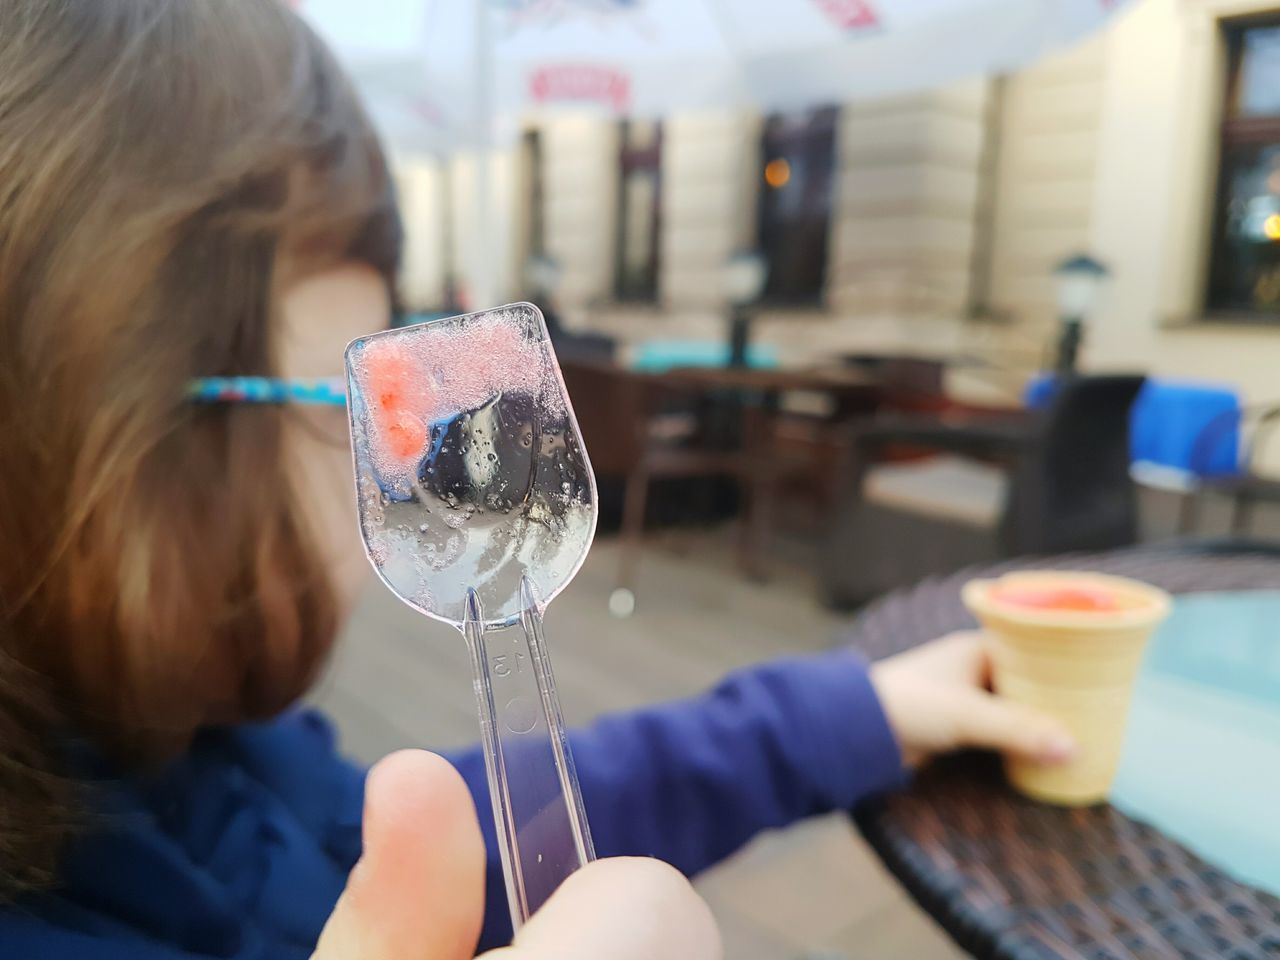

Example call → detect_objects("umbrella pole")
469 0 496 308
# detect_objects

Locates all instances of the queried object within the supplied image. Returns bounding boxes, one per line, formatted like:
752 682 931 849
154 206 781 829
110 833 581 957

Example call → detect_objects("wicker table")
847 545 1280 960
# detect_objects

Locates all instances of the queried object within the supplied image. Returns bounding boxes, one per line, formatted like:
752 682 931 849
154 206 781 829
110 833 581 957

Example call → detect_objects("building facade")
393 0 1280 406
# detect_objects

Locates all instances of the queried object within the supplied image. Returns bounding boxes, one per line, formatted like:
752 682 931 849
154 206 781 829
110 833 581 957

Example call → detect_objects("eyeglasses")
187 377 346 407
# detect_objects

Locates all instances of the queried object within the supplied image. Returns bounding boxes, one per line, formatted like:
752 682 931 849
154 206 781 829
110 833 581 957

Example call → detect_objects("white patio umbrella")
297 0 1133 301
300 0 1131 151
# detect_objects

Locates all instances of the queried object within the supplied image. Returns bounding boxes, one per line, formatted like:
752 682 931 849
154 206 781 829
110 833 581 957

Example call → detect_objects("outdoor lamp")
723 250 768 306
1052 253 1109 378
525 253 563 299
722 250 768 367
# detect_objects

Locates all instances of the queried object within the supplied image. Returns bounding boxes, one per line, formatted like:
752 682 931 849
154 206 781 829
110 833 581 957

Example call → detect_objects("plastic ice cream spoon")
344 303 596 929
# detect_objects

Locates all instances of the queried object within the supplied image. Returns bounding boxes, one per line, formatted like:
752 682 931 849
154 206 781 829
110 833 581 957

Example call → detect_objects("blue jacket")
0 650 902 958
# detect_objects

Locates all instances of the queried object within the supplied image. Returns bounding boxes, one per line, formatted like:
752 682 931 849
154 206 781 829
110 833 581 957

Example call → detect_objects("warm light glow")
764 158 791 189
1265 214 1280 241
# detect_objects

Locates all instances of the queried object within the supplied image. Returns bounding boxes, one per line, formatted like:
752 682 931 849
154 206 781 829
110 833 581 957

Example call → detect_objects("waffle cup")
963 572 1171 805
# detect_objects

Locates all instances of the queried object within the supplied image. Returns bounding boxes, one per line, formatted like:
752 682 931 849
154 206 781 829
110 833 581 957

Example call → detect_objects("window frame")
519 127 548 284
1205 13 1280 320
612 119 663 304
754 105 839 308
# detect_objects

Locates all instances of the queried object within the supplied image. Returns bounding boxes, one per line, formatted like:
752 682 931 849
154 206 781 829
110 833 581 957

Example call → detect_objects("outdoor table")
658 363 881 410
846 544 1280 960
656 364 885 453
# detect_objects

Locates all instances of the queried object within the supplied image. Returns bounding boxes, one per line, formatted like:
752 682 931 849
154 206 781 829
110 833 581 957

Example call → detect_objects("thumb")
951 691 1077 765
483 858 722 960
312 750 486 960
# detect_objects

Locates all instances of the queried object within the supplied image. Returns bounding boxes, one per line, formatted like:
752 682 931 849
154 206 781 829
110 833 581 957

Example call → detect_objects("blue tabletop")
630 340 780 373
1111 591 1280 896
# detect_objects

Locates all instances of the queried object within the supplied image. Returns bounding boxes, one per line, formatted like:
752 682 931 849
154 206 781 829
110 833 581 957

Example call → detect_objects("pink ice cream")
352 310 561 488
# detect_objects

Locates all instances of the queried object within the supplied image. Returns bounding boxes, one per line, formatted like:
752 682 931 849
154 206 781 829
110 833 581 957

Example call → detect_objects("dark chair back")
558 359 651 477
1004 374 1145 555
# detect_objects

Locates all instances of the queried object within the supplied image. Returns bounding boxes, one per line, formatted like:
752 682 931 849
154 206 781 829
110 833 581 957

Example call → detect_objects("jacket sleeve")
446 649 905 951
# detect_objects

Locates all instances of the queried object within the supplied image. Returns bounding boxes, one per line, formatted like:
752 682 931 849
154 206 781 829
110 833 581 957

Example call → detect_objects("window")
1208 18 1280 316
757 106 838 305
614 120 662 301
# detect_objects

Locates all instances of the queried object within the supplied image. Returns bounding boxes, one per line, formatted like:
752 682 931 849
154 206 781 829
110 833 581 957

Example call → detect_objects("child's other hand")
311 750 721 960
869 631 1076 769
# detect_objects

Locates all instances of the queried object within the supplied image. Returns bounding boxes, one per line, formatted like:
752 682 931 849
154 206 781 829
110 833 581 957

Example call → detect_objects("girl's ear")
278 262 392 616
278 264 392 381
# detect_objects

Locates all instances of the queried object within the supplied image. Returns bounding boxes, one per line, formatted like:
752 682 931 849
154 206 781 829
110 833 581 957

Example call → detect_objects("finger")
951 691 1076 765
483 858 722 960
940 630 989 686
897 631 987 685
312 750 485 960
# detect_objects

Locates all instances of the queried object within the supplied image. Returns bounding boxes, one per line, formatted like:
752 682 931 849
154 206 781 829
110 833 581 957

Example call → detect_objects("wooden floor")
312 530 963 960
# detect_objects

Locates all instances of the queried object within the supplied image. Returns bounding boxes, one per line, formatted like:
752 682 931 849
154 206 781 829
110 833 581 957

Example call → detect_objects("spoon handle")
462 579 595 931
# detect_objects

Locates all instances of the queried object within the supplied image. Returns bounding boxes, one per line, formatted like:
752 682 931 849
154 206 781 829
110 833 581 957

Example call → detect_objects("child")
0 2 1072 957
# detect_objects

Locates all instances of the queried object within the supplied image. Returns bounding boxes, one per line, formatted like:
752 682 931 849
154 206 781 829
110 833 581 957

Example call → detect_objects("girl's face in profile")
279 263 392 619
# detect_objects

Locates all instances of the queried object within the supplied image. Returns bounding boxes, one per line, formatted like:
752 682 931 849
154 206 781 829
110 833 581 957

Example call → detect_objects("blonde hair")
0 0 399 895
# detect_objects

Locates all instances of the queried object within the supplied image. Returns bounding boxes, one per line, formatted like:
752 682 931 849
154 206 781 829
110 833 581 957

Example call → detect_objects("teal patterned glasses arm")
187 377 347 406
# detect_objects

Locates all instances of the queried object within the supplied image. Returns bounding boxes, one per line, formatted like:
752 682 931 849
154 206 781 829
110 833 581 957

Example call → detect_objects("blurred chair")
821 374 1146 606
540 301 617 362
1179 401 1280 535
559 358 783 614
1027 374 1242 481
843 354 947 414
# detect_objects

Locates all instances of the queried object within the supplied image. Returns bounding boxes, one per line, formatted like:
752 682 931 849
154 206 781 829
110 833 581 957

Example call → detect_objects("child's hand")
869 631 1077 769
311 750 722 960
